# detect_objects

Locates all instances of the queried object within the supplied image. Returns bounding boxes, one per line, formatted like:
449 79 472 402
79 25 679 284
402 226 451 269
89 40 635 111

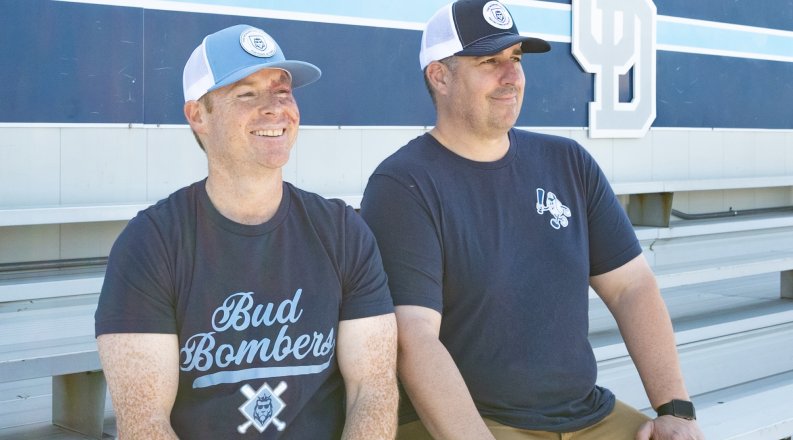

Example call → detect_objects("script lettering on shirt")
180 290 336 380
212 290 304 331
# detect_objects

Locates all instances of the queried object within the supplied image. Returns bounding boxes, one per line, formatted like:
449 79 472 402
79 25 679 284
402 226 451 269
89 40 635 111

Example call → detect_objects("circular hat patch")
482 1 514 29
239 28 277 58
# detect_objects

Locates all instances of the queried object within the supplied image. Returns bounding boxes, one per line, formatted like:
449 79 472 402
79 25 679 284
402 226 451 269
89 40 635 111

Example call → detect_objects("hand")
635 415 704 440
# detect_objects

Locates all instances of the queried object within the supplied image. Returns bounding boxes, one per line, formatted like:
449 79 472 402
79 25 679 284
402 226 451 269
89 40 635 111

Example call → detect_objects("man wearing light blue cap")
96 25 397 439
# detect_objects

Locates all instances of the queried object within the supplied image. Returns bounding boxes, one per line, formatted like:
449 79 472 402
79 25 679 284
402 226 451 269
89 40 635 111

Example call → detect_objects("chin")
488 116 519 131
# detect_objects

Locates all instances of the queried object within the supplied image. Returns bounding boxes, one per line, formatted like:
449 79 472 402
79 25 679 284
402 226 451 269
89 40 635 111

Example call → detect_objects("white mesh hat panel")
419 4 463 70
182 39 217 102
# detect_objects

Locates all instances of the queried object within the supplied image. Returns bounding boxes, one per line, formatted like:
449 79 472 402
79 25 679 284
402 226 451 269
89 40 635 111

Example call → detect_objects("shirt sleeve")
582 149 643 276
95 213 177 336
360 174 444 313
339 205 396 321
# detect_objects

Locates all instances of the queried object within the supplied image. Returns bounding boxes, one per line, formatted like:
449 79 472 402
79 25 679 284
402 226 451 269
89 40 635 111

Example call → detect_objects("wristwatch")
655 399 696 420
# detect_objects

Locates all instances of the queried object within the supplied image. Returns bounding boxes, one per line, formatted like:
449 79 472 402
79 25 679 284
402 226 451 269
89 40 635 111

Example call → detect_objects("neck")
205 167 284 225
430 119 511 162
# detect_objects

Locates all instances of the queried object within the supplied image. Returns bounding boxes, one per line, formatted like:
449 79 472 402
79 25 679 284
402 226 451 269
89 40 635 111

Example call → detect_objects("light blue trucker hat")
183 24 321 102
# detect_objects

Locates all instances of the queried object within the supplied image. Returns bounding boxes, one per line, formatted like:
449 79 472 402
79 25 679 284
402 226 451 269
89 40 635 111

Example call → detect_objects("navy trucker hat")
419 0 551 69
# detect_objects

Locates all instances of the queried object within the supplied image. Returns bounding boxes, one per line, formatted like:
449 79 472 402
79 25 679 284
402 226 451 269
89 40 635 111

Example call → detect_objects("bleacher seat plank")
593 308 793 362
0 297 100 382
612 176 793 227
0 388 55 437
0 204 153 227
0 338 100 383
611 175 793 195
634 212 793 241
653 251 793 289
0 295 105 438
0 272 104 302
0 195 362 228
696 370 793 440
597 321 793 412
587 249 793 299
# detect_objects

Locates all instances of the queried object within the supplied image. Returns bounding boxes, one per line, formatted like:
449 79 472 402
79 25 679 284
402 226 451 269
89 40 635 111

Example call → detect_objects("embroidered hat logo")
483 1 513 29
240 28 277 58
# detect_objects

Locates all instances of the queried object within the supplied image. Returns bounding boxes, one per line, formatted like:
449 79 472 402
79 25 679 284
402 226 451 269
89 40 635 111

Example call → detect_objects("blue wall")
2 0 792 128
0 1 144 123
657 0 793 32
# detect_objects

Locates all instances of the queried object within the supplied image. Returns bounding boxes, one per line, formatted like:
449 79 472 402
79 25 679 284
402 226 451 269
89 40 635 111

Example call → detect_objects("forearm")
341 380 398 440
399 337 494 440
338 314 399 440
117 414 178 440
98 333 180 440
625 304 706 440
610 287 690 408
594 256 703 439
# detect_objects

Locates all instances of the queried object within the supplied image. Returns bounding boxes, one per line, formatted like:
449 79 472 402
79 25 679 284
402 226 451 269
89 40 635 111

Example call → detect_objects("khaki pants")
397 400 650 440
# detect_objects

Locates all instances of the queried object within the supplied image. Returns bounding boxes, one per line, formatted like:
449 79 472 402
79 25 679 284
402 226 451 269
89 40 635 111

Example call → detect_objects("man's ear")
184 100 207 134
426 61 451 96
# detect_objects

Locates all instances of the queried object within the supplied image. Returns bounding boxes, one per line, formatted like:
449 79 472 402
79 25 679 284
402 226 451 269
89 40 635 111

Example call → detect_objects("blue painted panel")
2 1 792 129
142 12 589 127
520 42 591 127
0 0 143 123
657 0 793 32
655 51 793 128
143 12 793 129
142 10 436 125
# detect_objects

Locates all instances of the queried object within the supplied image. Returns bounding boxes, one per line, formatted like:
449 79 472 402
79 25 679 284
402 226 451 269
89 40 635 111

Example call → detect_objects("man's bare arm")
591 254 704 440
337 313 399 440
97 333 180 439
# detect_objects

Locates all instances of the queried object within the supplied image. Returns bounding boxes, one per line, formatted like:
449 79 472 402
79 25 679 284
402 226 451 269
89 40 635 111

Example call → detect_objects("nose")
499 60 524 85
255 93 286 116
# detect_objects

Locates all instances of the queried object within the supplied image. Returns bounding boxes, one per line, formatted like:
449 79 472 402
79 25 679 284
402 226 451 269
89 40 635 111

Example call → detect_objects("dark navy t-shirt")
360 129 641 432
95 180 393 439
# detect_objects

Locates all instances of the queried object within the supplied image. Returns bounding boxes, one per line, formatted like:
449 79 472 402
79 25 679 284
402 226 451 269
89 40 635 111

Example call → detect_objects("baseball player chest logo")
238 381 288 433
536 188 572 229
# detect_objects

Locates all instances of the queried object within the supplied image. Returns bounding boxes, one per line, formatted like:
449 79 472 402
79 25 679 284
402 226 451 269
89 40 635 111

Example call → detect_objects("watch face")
671 400 696 419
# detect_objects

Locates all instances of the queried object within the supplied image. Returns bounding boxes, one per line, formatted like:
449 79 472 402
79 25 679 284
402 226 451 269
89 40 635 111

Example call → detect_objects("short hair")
423 56 458 107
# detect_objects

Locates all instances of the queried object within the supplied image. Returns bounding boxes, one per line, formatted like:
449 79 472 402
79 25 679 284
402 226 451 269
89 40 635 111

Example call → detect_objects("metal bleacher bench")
611 175 793 227
595 176 793 439
2 179 793 438
0 202 156 438
609 175 793 298
594 296 793 439
636 215 793 296
0 197 363 227
0 202 155 227
0 293 106 438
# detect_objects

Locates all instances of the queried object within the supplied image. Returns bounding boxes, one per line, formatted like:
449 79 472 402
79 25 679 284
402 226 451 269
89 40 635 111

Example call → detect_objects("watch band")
655 399 696 420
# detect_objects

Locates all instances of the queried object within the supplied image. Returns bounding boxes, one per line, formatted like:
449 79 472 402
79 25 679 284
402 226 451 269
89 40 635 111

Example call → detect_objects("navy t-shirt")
95 180 394 439
360 129 641 432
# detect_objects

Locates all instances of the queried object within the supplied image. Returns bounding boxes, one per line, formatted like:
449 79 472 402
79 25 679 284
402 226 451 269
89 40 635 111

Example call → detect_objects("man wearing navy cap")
361 1 703 439
95 25 397 439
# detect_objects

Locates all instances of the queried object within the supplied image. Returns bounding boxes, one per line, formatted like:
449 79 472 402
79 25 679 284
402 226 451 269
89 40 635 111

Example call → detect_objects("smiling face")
441 43 525 137
187 68 300 176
